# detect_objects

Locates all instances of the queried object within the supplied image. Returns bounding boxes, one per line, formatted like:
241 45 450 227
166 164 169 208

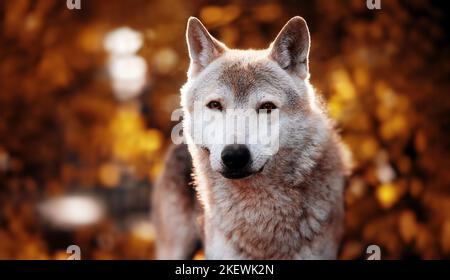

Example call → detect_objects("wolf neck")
193 136 343 259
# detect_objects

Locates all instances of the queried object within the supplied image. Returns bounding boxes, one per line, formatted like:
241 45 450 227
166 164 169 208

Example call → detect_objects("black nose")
221 144 251 170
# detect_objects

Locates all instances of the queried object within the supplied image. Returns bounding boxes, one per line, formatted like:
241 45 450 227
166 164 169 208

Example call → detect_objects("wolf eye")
259 102 277 113
206 101 223 111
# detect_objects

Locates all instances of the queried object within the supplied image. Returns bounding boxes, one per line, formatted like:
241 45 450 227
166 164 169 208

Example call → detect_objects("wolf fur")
152 16 350 260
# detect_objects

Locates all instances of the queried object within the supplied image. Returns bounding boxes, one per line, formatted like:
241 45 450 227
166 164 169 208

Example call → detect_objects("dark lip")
220 170 253 179
220 164 265 180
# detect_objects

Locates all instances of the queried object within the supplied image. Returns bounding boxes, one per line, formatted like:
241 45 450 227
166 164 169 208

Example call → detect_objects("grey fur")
153 16 351 260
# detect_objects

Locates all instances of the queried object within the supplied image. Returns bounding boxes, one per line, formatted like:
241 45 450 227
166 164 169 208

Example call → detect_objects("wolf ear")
186 17 226 78
269 17 311 79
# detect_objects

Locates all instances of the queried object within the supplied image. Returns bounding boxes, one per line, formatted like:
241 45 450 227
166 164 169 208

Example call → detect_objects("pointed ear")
269 17 311 79
186 17 226 78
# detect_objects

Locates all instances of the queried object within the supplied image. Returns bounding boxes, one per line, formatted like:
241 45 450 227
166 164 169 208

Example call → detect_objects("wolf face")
154 16 349 260
181 17 330 182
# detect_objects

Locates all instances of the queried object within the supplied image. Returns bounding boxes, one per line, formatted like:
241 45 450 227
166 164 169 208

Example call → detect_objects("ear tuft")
269 16 311 79
186 17 226 78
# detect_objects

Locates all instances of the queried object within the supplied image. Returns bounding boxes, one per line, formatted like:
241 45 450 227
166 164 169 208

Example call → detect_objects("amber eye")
259 102 277 113
206 101 223 111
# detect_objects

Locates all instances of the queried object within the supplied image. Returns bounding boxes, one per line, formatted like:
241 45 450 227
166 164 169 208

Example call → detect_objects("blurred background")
0 0 449 260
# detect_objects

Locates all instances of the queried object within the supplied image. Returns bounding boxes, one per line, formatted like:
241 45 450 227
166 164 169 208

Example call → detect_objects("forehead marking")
220 62 255 99
219 62 284 100
214 61 299 105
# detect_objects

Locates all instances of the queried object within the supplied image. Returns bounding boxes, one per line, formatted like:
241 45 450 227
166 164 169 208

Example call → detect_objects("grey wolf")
152 16 350 259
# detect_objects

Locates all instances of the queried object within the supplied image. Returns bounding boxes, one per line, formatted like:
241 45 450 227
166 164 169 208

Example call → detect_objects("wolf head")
181 17 331 181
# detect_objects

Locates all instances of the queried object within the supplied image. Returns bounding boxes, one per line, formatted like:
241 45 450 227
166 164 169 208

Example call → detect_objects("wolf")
152 16 351 260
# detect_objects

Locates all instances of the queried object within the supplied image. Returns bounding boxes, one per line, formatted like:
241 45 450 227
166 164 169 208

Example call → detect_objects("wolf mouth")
220 164 265 180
